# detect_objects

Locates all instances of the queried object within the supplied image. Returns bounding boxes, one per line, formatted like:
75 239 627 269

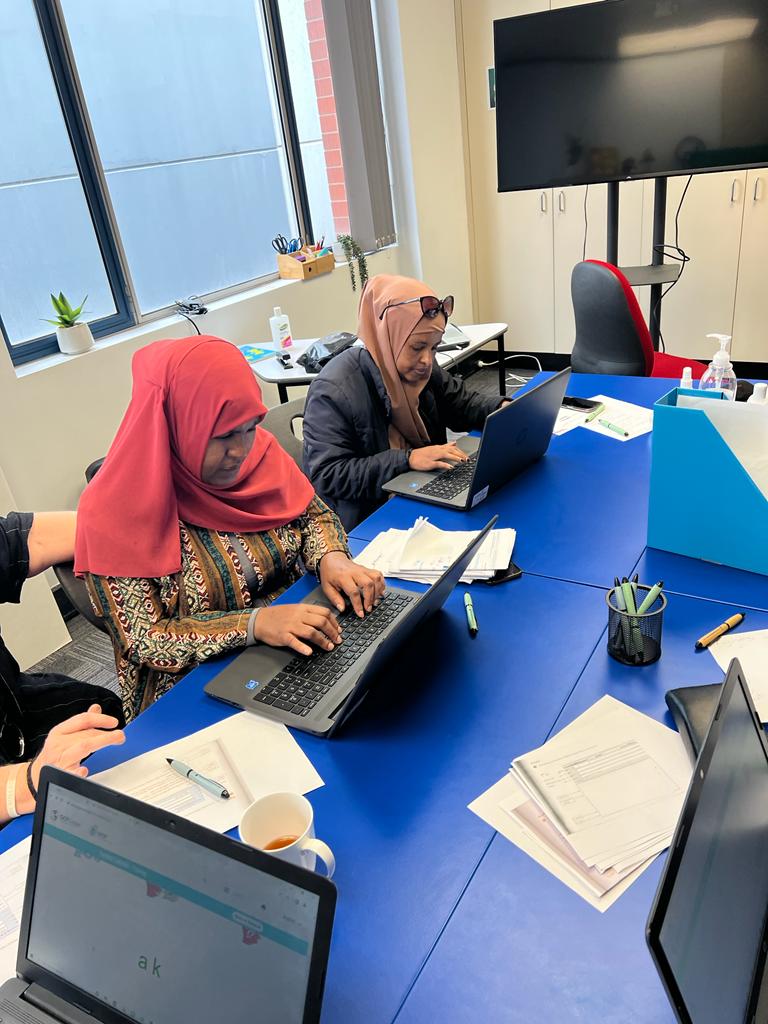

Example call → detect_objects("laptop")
205 516 497 736
382 368 570 510
3 766 336 1024
647 658 768 1024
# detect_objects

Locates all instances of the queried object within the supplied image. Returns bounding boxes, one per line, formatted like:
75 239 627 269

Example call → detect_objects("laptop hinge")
24 982 94 1023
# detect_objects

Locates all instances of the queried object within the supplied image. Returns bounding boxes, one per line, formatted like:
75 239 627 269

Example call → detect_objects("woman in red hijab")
75 336 384 722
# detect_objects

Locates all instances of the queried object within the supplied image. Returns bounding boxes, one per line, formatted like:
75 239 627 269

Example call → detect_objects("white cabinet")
732 170 768 363
640 172 745 360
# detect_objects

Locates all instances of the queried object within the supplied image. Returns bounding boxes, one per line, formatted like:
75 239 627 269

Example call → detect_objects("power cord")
478 352 544 388
650 175 693 352
174 296 209 335
582 184 589 261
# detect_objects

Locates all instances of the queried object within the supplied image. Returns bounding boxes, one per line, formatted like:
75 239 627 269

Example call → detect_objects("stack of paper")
470 696 691 911
554 394 654 441
355 518 516 584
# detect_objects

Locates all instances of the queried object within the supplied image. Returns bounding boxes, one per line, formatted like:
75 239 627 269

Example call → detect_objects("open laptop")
647 658 768 1024
382 368 570 510
3 767 336 1024
205 516 497 736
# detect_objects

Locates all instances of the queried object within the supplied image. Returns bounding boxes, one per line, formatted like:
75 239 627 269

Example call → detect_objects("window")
0 0 394 366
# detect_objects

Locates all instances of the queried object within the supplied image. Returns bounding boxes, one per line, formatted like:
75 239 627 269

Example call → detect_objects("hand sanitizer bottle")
747 382 768 405
680 366 694 389
269 307 293 349
699 333 737 400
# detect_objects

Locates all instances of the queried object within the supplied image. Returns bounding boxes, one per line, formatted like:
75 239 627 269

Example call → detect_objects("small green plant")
337 234 368 292
44 292 88 328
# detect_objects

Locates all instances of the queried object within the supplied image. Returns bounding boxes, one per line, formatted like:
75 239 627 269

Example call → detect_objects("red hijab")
75 335 314 578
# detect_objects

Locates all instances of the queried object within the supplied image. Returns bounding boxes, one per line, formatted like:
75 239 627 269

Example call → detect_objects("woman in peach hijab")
302 274 504 529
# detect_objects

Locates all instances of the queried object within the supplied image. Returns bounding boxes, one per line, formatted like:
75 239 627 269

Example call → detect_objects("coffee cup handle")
300 837 335 879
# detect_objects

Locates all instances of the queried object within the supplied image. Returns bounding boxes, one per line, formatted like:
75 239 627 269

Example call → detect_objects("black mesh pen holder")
606 586 667 666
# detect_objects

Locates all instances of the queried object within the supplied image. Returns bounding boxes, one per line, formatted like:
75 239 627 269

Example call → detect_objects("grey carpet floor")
28 614 119 694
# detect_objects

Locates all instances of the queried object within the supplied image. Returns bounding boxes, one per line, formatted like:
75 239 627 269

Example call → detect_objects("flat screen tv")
494 0 768 191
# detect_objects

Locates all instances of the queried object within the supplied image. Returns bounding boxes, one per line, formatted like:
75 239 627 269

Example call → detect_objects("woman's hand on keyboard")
254 604 343 656
408 443 468 472
318 552 386 618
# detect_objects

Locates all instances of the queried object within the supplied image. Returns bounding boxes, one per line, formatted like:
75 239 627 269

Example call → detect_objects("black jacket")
302 347 500 530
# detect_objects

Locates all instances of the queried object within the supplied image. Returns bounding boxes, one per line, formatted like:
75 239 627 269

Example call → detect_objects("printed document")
0 838 31 979
581 395 654 441
708 628 768 721
93 713 323 834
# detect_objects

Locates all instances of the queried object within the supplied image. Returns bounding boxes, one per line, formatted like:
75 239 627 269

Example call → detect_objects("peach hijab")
356 274 446 450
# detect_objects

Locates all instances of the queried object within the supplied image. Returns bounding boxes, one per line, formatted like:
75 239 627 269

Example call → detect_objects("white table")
251 323 509 403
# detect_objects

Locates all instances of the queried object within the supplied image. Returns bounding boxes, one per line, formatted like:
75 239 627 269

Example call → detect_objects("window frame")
3 0 388 368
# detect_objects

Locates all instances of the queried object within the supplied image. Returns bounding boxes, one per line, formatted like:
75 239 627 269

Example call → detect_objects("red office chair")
571 260 707 379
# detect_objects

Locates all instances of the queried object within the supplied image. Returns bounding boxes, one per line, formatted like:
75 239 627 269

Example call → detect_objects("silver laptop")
205 517 497 736
382 368 570 510
3 767 336 1024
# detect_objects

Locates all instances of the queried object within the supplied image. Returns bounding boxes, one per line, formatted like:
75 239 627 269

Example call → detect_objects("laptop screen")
24 782 321 1024
656 673 768 1023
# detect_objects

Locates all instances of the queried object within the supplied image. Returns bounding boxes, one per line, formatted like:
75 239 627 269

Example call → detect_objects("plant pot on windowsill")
46 293 94 355
56 322 94 355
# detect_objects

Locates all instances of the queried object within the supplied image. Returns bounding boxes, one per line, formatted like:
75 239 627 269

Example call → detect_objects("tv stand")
606 177 670 350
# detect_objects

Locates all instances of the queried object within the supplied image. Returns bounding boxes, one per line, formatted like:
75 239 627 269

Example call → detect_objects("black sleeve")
303 378 410 504
433 365 502 433
0 512 34 604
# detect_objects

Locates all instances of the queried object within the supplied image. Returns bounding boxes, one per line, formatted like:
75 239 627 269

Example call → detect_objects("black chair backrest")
571 260 652 376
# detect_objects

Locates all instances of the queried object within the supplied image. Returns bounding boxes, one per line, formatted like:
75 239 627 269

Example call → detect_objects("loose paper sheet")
581 395 654 442
0 838 31 980
93 713 323 834
708 628 768 721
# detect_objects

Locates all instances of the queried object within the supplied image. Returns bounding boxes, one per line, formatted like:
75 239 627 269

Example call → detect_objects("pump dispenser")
699 333 737 400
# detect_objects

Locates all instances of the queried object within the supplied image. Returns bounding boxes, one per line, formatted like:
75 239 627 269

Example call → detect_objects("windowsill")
14 271 322 379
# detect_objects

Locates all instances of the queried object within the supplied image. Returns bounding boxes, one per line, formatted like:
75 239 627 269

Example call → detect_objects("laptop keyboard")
251 591 415 717
417 451 478 499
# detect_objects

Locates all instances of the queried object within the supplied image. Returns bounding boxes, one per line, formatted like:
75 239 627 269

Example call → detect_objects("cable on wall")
650 174 693 352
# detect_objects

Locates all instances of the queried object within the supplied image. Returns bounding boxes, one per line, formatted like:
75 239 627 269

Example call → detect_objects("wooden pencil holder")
276 247 335 281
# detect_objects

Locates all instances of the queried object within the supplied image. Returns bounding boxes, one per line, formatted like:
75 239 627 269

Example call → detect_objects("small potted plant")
336 234 369 292
45 292 93 355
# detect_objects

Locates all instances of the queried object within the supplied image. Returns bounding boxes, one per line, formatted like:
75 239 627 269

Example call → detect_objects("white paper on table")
553 407 588 436
677 395 768 502
0 837 31 981
469 775 653 912
511 696 690 867
355 519 515 584
581 395 654 441
708 628 768 721
93 713 323 834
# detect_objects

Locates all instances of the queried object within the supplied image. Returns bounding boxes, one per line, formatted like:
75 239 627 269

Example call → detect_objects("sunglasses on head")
378 295 454 321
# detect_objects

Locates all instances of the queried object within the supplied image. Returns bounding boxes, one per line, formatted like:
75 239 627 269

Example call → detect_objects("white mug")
239 792 335 879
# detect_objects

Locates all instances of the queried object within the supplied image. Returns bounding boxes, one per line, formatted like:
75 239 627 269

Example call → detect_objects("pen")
695 611 746 651
464 592 478 637
598 418 629 437
585 403 605 422
166 758 230 799
620 579 643 660
637 580 664 614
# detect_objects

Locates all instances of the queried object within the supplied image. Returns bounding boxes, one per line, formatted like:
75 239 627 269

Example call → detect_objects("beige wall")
394 0 475 320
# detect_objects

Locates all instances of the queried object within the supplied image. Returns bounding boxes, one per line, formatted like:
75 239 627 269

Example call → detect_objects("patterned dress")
85 496 348 721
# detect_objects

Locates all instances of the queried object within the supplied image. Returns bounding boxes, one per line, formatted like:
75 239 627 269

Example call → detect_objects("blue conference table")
3 372 767 1022
395 593 768 1023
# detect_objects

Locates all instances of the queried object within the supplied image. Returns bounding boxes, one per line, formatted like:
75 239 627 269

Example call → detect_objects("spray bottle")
699 334 737 400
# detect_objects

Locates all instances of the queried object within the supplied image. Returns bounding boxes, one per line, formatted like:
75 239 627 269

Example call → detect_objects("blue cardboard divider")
648 387 768 577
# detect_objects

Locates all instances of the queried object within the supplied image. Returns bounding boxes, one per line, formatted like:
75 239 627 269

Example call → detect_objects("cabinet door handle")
558 190 566 212
540 191 548 213
754 178 762 202
730 179 739 203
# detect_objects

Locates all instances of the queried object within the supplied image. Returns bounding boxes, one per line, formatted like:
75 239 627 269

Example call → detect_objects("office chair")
571 260 707 379
260 397 305 470
52 457 108 635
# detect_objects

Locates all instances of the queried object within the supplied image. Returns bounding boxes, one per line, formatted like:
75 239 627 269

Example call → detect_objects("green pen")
637 580 664 615
598 418 629 438
464 592 478 637
620 580 643 659
585 402 605 422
